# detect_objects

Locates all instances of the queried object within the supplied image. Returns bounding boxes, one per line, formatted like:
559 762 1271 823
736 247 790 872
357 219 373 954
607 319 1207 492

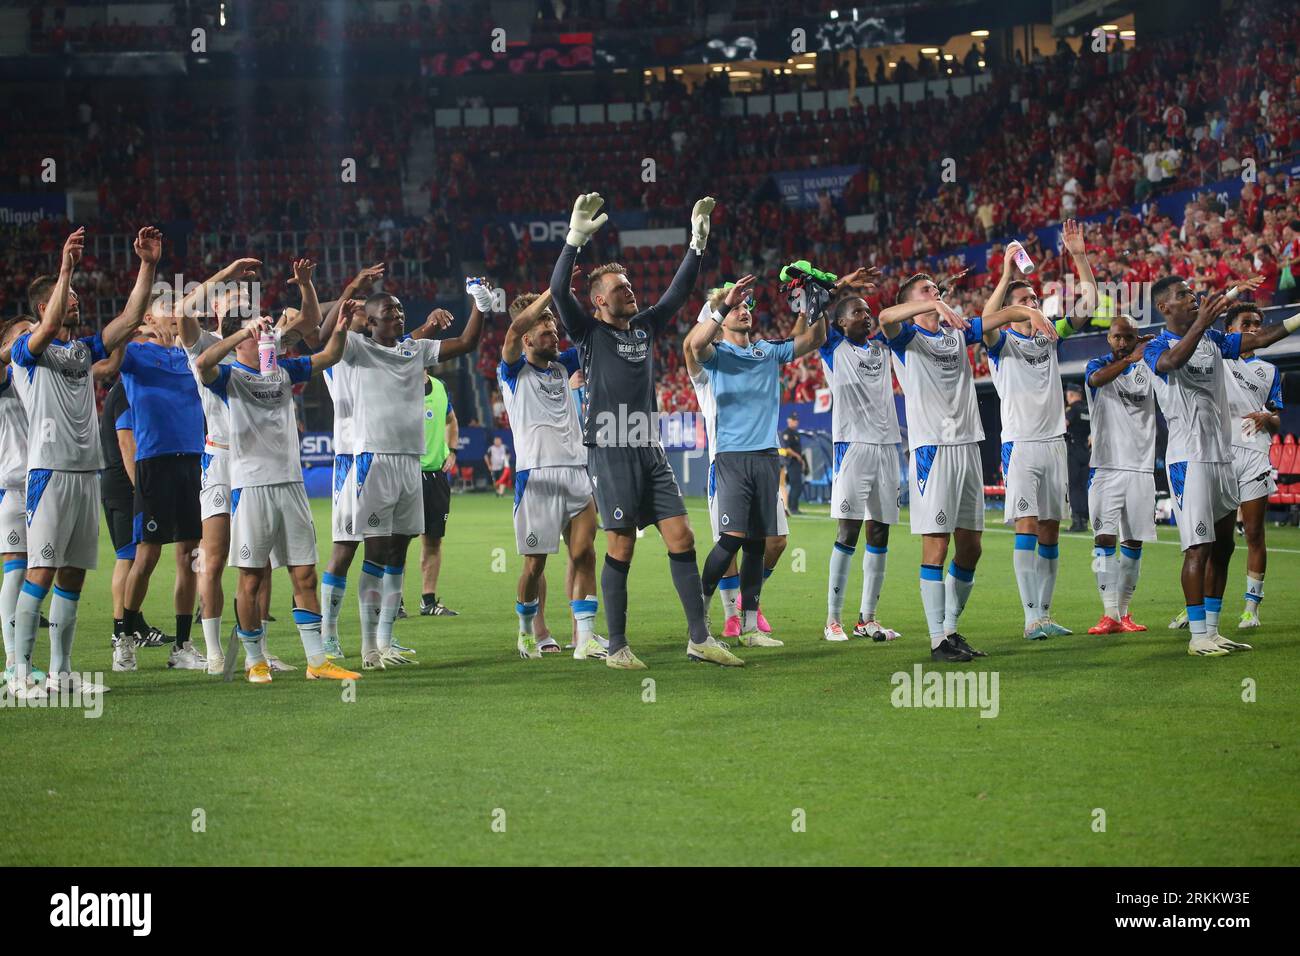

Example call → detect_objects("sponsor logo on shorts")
1195 521 1207 537
240 544 251 560
935 510 947 526
41 543 54 560
367 513 380 528
526 532 538 548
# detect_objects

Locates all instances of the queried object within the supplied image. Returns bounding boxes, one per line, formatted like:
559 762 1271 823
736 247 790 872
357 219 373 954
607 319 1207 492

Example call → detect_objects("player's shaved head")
365 292 398 316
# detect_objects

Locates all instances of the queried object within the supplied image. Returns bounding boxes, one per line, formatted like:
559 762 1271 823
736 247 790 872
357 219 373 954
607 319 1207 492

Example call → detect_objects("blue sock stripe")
1204 596 1222 613
1037 544 1059 560
515 601 539 614
718 574 741 590
866 545 888 555
919 564 943 582
948 562 975 583
763 568 772 580
383 565 403 576
237 627 264 638
833 542 856 555
1244 592 1261 603
1119 545 1142 559
20 581 49 600
1014 533 1037 550
292 608 323 625
52 586 80 602
570 599 598 614
1185 605 1206 622
3 559 27 573
361 560 384 577
1095 546 1117 557
322 572 347 588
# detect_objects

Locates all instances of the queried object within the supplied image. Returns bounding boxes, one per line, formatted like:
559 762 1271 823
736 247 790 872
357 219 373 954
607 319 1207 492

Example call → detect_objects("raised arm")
102 227 163 353
981 241 1021 326
981 304 1056 342
1086 337 1154 390
92 343 127 382
177 257 261 349
878 298 942 340
645 198 713 333
317 262 384 345
1061 219 1098 330
196 317 266 384
435 303 485 362
792 309 828 358
26 228 84 357
278 258 320 347
309 308 350 374
551 192 608 338
1152 291 1230 374
502 287 559 365
1240 309 1300 354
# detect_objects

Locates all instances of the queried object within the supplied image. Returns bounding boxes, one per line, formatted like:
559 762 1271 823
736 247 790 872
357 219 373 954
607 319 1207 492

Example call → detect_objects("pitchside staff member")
1065 383 1090 532
101 378 140 671
780 412 805 514
417 370 460 617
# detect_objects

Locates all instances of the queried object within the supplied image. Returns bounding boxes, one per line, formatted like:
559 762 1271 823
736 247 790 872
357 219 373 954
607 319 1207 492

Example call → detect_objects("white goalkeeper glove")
689 197 716 254
465 277 495 313
566 192 608 248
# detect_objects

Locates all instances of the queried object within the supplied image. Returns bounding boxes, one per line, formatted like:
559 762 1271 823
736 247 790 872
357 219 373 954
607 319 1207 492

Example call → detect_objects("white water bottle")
1011 241 1035 275
258 330 277 375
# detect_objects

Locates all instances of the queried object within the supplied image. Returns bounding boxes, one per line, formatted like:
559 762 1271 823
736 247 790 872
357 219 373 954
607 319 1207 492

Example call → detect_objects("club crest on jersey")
1032 333 1050 348
425 409 435 420
399 345 415 358
752 347 765 358
71 342 89 362
633 329 647 340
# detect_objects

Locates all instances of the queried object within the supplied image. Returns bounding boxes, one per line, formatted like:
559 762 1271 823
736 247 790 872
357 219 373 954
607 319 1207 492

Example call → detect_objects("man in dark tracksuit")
549 191 742 669
780 412 805 513
1064 382 1091 531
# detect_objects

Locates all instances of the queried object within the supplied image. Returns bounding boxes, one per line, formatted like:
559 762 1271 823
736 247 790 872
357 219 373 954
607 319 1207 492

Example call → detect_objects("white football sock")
358 560 383 655
1 558 26 663
47 586 79 676
718 574 740 620
200 616 223 660
1094 546 1119 618
570 598 597 651
239 626 266 666
944 562 975 635
377 566 403 650
1013 535 1039 627
13 580 46 681
827 543 854 624
860 546 886 621
1118 545 1142 617
321 572 346 641
1204 596 1222 636
920 565 945 648
1036 543 1058 619
293 608 326 667
517 598 538 638
1244 573 1263 613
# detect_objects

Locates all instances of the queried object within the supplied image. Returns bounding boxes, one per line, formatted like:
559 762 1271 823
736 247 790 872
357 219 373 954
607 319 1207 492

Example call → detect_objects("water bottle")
258 329 277 375
1011 241 1035 274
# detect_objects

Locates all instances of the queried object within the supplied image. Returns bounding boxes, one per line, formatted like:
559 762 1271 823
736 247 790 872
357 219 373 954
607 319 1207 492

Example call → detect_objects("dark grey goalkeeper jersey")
550 242 701 447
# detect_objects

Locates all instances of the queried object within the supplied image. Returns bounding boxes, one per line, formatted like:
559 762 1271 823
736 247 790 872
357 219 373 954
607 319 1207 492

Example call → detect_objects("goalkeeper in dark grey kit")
549 192 743 669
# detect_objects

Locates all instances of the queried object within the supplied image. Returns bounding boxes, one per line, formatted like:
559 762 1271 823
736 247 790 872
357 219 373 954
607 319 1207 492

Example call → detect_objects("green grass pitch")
3 493 1298 866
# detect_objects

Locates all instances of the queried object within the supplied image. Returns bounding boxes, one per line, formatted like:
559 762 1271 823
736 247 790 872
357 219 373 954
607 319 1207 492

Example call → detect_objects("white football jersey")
1143 329 1239 464
1084 353 1156 472
819 327 902 445
205 358 312 488
688 364 718 462
988 328 1066 441
499 349 586 471
10 333 106 472
0 369 29 488
341 332 442 456
886 319 985 449
184 330 233 445
1223 356 1282 453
